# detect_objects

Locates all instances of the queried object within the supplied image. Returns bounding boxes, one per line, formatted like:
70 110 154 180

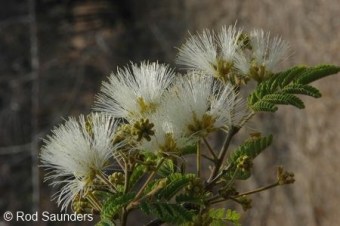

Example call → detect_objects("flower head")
40 113 119 211
218 25 243 62
94 62 176 121
136 72 251 154
250 29 290 71
158 73 250 138
235 29 290 81
138 115 191 154
176 25 245 84
176 29 217 76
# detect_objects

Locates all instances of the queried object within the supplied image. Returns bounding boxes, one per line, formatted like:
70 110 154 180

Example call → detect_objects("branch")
127 158 165 210
233 182 279 198
203 137 217 161
208 127 239 183
196 142 201 177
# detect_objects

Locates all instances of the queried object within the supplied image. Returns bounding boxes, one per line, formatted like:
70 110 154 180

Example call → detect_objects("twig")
205 194 222 203
203 137 217 161
121 209 128 226
121 159 132 226
131 159 165 204
202 154 215 163
208 127 239 183
86 192 102 212
122 155 132 193
205 164 232 189
196 142 201 177
232 182 280 198
210 198 226 205
96 171 117 193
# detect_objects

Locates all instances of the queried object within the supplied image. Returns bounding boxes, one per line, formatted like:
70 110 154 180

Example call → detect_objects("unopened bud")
238 195 252 211
277 166 295 185
237 155 253 172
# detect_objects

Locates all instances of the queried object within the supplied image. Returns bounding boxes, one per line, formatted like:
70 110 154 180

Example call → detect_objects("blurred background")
0 0 339 225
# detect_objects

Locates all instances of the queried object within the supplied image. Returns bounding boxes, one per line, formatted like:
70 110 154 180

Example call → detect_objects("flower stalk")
208 126 239 183
196 142 201 177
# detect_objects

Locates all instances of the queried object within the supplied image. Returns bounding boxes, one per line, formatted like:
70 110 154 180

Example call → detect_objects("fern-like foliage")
101 193 135 220
248 65 340 112
156 173 195 200
175 193 204 205
208 208 241 226
137 173 200 225
129 164 146 188
296 64 340 84
224 135 273 180
140 201 194 224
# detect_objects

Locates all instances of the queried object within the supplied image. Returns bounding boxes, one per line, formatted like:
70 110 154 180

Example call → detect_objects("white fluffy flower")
235 29 290 77
234 52 251 75
176 25 243 80
159 73 250 138
137 72 251 153
176 29 217 76
94 62 175 121
218 25 243 62
40 113 119 211
138 114 192 154
250 29 290 71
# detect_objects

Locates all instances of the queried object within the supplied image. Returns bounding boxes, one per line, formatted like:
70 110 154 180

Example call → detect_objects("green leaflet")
296 64 340 84
229 135 273 162
129 164 146 188
158 159 175 177
251 101 277 112
224 135 273 180
156 173 195 200
140 201 194 224
209 208 241 226
279 66 307 87
101 193 135 220
137 173 199 225
143 178 166 195
261 93 304 109
175 193 204 205
248 64 340 112
280 83 321 98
